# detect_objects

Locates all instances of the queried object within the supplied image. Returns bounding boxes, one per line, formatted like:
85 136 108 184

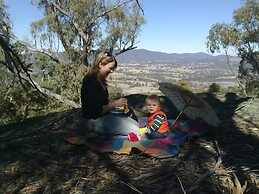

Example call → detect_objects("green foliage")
0 0 13 65
41 63 87 103
0 0 145 123
108 85 123 100
0 85 41 123
0 0 11 36
208 83 221 93
0 60 68 124
102 2 145 51
34 52 56 77
207 23 239 53
177 79 192 91
0 80 64 125
207 0 259 86
207 0 258 55
0 69 72 124
31 0 144 64
246 80 259 97
0 1 67 123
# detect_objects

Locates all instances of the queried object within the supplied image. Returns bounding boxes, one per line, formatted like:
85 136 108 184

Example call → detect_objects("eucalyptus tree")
1 0 144 111
31 0 144 65
207 0 258 92
24 0 144 107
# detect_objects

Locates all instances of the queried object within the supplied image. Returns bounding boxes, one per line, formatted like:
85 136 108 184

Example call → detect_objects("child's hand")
145 128 151 134
139 127 153 137
139 127 148 136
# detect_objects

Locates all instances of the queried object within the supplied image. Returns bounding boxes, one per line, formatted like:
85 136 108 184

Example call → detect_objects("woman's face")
98 61 116 79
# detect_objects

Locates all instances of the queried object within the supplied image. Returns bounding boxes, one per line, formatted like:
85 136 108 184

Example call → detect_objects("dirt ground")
0 92 258 194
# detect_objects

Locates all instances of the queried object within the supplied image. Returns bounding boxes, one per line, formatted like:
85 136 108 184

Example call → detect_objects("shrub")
246 80 259 97
177 79 192 91
208 83 221 93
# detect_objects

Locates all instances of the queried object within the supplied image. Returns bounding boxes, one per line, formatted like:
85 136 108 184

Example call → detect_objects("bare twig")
74 179 81 194
0 35 43 93
187 141 222 193
224 50 247 96
20 74 80 108
135 0 144 15
176 175 187 194
170 105 188 129
25 45 60 63
133 172 154 181
50 1 89 44
234 97 255 112
91 0 136 26
120 180 143 194
229 173 247 194
115 46 137 56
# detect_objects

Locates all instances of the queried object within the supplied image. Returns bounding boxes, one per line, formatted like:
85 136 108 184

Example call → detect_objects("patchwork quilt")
97 118 205 158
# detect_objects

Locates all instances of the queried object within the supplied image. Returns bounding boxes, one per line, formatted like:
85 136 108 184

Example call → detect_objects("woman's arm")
101 98 128 114
101 101 115 114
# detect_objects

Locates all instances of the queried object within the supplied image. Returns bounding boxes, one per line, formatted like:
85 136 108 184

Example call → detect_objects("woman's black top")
81 73 109 119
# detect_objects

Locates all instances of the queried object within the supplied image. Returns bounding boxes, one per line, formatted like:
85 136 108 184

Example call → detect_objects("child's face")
146 99 160 114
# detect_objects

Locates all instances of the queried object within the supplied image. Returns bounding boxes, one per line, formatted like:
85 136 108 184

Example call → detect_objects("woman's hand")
109 98 127 109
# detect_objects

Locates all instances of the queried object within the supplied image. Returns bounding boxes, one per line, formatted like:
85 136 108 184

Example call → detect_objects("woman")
81 51 139 136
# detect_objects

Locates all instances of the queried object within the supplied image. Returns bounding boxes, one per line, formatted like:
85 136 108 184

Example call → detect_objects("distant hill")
117 49 240 66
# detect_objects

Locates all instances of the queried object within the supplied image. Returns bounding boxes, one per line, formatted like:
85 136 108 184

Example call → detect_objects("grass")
0 90 258 194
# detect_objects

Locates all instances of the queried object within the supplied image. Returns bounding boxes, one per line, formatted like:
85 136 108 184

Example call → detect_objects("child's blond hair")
146 95 161 105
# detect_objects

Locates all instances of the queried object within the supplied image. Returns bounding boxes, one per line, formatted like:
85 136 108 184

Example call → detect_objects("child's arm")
147 114 166 133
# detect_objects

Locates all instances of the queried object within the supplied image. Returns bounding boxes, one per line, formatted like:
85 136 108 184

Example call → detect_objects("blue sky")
6 0 243 53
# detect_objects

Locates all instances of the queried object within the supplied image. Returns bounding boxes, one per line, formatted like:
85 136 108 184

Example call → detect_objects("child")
145 95 170 139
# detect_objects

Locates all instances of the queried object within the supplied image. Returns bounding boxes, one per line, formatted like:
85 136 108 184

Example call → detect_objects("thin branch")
50 1 89 44
120 180 143 194
20 74 80 108
90 0 135 26
22 42 61 63
135 0 144 15
115 46 137 56
234 97 254 112
0 36 28 90
1 37 40 91
8 43 43 93
224 49 247 96
50 5 71 52
2 54 80 108
31 48 60 63
176 175 187 194
187 141 222 193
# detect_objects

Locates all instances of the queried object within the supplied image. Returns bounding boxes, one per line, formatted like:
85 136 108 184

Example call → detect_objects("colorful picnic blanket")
97 118 205 158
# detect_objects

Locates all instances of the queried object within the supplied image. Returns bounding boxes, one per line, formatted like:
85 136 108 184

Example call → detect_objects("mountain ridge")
117 49 240 65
